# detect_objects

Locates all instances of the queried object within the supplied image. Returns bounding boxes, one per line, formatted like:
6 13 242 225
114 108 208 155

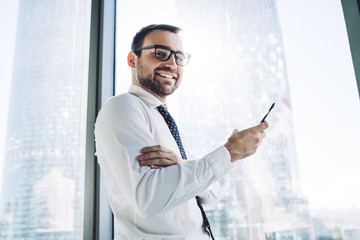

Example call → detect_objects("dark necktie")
157 105 215 240
157 105 187 160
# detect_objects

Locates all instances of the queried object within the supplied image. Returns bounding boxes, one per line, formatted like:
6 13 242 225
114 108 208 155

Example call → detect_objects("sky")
0 0 19 194
0 0 359 211
276 0 360 209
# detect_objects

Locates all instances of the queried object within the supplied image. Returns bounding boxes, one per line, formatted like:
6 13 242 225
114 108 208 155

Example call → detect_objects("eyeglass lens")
155 47 187 66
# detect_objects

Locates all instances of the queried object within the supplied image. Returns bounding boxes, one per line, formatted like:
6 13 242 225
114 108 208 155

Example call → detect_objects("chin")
165 85 177 94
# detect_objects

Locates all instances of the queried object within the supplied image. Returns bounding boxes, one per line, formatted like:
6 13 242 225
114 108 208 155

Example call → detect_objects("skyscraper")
174 0 313 239
0 1 91 239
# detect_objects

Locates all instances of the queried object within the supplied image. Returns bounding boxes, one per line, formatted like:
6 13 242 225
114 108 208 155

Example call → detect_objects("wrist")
223 144 246 163
223 144 236 163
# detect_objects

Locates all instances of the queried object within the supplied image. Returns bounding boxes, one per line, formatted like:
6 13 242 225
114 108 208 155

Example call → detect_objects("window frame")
82 1 360 239
83 0 116 239
341 0 360 98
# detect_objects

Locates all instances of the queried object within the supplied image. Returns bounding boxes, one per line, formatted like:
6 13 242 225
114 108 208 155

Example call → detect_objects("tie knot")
157 104 166 112
157 105 170 117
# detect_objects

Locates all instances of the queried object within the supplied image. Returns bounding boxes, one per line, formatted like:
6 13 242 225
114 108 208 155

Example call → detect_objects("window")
0 1 91 239
1 0 359 239
115 0 360 239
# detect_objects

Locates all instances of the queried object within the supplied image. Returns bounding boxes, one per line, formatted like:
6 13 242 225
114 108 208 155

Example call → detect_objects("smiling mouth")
156 72 177 80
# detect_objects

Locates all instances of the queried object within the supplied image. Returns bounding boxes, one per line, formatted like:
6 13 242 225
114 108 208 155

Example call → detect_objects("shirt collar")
129 84 164 109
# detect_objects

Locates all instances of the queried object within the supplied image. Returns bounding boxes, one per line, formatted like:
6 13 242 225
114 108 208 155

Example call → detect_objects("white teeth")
159 73 174 79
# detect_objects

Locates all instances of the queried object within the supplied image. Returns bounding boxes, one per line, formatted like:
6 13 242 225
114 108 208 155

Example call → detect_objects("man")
95 24 268 240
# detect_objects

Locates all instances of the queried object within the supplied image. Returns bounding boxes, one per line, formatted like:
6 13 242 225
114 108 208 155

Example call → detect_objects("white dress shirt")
95 85 234 240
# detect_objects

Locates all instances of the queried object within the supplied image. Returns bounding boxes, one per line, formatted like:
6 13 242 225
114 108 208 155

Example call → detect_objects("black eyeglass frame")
135 45 191 66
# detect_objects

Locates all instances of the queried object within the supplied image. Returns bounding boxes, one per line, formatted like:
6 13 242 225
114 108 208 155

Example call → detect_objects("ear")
127 51 137 68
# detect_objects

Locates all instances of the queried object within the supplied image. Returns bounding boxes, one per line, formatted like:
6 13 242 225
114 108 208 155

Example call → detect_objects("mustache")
154 67 178 76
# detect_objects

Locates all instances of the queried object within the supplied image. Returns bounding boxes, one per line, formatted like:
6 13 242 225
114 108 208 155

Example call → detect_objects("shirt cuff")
205 145 234 180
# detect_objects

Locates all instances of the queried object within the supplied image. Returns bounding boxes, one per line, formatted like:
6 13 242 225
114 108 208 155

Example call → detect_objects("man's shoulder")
98 92 151 121
96 92 148 127
103 92 144 109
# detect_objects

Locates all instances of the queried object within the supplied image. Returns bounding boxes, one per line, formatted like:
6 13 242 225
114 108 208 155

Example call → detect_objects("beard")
136 60 178 98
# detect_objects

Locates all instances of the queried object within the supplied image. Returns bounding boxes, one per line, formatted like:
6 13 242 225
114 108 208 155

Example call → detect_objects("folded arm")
95 95 233 218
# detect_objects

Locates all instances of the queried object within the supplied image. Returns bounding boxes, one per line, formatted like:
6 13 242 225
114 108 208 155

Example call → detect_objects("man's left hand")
137 145 182 169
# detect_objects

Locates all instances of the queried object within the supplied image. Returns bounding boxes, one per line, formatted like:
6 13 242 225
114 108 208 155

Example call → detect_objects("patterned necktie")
157 105 215 240
157 105 187 159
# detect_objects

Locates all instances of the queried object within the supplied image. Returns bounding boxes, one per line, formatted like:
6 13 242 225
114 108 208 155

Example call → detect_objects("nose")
164 53 177 69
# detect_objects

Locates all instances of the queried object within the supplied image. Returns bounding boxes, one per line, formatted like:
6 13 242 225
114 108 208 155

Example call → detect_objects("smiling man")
94 24 268 240
130 28 185 101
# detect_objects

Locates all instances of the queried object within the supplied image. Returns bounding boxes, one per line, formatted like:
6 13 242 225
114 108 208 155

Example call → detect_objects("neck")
133 81 167 103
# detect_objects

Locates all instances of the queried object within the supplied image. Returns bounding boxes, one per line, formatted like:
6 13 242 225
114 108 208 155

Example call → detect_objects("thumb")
256 121 269 131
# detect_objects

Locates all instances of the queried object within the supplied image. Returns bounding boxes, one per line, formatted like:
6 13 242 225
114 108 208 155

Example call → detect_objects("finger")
139 157 172 166
254 131 266 145
137 151 169 161
232 129 240 134
256 121 269 132
259 131 266 139
140 145 162 153
139 159 159 166
138 151 181 166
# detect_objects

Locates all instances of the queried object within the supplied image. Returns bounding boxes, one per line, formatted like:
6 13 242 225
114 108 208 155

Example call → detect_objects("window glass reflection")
0 1 91 239
115 0 360 239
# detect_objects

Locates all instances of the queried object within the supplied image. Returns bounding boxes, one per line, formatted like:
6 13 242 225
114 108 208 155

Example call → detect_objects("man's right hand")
224 122 269 163
137 145 183 169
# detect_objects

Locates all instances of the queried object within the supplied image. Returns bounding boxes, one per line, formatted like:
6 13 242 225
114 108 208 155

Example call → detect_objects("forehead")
143 30 184 51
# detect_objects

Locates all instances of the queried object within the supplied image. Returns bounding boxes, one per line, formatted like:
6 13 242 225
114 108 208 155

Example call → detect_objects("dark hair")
131 24 182 56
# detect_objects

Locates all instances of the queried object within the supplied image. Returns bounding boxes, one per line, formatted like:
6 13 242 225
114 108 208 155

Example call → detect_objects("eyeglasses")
135 45 191 66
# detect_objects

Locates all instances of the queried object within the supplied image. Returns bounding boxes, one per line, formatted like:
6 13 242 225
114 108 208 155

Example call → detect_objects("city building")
174 0 313 239
0 1 90 239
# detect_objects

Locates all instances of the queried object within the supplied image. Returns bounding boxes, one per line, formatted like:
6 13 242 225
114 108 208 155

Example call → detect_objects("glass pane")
115 0 360 239
0 1 91 239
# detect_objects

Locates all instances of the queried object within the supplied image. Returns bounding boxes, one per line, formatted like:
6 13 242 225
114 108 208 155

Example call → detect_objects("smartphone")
260 103 275 123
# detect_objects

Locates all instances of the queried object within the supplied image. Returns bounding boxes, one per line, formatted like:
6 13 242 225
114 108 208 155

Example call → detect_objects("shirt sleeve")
95 95 234 219
197 182 221 210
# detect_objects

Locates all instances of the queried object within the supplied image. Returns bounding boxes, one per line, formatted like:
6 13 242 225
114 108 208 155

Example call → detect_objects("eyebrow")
154 45 185 54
